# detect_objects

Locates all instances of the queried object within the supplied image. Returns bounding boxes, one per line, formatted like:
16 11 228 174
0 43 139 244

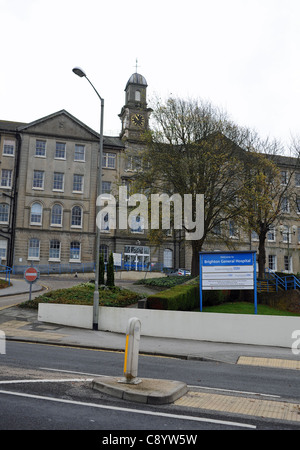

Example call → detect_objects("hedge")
147 284 232 311
147 284 199 311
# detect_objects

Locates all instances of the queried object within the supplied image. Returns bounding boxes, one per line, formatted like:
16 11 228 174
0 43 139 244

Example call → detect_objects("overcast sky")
1 0 300 152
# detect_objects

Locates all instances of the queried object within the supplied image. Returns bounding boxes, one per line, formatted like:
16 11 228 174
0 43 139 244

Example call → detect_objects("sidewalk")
0 277 43 297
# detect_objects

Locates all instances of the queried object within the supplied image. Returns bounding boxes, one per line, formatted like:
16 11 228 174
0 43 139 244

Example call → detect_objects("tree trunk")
191 239 204 277
258 230 267 279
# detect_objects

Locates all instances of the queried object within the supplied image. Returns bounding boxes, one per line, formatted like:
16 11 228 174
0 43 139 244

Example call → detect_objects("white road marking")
40 367 109 377
0 388 256 429
0 378 93 384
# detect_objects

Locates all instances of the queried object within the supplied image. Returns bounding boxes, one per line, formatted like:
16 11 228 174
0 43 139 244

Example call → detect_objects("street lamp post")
72 67 104 330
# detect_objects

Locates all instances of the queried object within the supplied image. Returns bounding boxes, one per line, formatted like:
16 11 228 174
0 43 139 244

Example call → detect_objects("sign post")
199 251 257 314
24 266 39 301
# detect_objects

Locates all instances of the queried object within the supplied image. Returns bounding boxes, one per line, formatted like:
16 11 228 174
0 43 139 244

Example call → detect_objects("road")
0 340 300 431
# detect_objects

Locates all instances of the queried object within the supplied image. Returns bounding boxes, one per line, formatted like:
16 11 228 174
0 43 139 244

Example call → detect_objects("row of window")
28 239 81 261
268 254 295 272
0 203 83 227
2 139 117 168
281 170 300 186
28 203 142 232
253 225 300 243
32 171 84 192
30 203 83 227
214 220 300 242
0 238 81 262
2 200 300 244
0 167 112 195
35 141 88 161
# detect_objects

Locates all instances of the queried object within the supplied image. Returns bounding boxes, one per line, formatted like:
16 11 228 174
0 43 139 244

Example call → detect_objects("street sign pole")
24 266 39 301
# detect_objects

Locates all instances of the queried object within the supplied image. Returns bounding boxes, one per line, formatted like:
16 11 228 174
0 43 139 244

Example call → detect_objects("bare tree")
133 97 255 276
239 137 300 278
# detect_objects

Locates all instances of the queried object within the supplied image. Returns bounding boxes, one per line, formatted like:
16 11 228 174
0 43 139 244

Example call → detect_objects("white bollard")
0 330 6 355
118 317 142 385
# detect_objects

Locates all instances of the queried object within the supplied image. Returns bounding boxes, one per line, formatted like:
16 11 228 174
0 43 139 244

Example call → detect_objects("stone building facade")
0 72 299 274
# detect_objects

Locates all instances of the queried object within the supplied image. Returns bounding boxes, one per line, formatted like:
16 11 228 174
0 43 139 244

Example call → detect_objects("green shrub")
18 283 142 309
135 276 193 288
202 290 231 306
147 284 199 311
147 283 233 311
99 253 105 285
106 252 115 287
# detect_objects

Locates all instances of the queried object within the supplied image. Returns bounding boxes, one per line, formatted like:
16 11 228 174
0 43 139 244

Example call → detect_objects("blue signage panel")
199 251 257 314
201 252 254 267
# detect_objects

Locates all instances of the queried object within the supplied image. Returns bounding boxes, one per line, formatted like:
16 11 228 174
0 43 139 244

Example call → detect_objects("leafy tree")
132 96 256 276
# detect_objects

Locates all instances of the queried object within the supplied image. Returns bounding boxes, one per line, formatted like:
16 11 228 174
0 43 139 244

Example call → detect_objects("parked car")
169 268 191 276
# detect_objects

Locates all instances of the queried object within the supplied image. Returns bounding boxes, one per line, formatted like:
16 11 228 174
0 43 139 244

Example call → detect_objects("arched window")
0 204 9 223
71 206 82 227
135 90 141 102
51 204 63 226
30 203 42 225
101 212 110 231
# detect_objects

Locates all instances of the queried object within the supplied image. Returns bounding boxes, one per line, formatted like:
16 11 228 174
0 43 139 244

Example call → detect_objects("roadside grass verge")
18 282 143 310
0 279 10 289
200 302 300 316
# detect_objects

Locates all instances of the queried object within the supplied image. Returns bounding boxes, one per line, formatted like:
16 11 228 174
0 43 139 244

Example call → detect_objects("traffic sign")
24 267 39 284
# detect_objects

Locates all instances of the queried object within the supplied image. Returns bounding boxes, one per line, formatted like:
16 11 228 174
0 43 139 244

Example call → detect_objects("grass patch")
18 282 143 310
200 302 300 316
0 279 10 289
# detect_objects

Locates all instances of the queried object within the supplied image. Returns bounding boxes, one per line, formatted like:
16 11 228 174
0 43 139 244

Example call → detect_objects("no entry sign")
24 267 39 284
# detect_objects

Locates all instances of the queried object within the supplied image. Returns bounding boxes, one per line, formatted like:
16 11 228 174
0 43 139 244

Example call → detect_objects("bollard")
0 331 6 355
118 317 142 385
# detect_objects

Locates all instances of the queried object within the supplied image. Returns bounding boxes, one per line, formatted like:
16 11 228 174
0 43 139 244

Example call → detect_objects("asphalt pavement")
0 274 299 404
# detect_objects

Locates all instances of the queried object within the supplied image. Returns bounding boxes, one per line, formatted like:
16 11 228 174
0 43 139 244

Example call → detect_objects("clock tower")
119 72 152 141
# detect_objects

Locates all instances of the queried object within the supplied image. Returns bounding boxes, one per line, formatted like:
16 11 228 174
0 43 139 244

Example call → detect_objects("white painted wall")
98 307 299 348
38 303 93 329
38 303 300 348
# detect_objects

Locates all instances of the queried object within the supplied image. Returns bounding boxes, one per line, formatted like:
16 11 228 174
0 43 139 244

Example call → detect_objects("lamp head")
72 67 86 78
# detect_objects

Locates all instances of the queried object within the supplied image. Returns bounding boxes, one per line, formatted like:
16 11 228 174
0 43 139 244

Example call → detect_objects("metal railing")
11 261 165 275
0 264 12 285
265 268 300 291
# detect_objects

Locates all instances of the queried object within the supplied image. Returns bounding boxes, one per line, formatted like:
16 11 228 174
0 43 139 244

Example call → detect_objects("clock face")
131 113 145 127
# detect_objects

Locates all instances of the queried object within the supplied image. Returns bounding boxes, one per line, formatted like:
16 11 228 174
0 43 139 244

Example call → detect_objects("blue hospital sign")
201 253 254 267
199 251 257 314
